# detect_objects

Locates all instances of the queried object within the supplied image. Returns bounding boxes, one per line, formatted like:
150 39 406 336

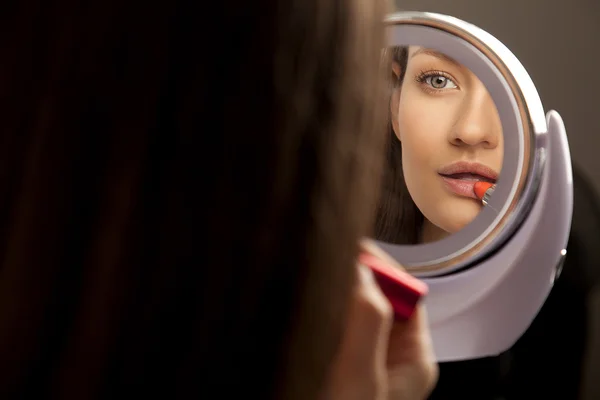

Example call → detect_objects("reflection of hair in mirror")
374 47 424 245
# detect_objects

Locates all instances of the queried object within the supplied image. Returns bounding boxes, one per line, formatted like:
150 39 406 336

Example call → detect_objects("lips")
438 161 498 200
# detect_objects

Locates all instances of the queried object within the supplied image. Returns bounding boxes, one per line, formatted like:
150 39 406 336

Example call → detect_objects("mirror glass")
376 13 545 278
375 45 504 247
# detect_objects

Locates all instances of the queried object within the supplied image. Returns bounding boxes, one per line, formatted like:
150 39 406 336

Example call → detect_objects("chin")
447 216 478 234
434 202 480 234
439 212 479 234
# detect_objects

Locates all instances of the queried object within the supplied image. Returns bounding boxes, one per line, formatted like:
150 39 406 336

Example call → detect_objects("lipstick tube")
474 181 496 206
359 243 428 321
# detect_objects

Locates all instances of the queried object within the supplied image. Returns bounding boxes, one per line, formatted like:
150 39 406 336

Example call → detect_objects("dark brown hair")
0 0 387 398
374 46 424 245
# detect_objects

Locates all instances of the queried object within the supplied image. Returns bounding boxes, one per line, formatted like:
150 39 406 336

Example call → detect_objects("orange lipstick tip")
474 181 495 201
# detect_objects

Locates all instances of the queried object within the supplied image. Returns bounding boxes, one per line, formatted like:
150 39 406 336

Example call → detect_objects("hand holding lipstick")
323 241 438 400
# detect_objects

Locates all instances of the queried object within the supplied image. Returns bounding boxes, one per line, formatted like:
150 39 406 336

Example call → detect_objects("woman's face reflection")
391 46 503 242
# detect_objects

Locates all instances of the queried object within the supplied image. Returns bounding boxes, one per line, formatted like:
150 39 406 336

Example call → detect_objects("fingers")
355 265 395 398
357 264 393 320
388 307 433 363
325 243 438 400
324 264 395 400
360 239 402 270
387 306 439 399
360 240 438 399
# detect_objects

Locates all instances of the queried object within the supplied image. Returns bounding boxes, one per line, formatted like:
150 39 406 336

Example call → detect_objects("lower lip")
440 176 486 199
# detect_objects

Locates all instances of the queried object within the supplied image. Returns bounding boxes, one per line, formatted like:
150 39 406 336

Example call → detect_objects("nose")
448 87 501 149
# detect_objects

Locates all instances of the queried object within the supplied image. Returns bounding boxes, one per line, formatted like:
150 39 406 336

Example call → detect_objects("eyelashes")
415 70 459 94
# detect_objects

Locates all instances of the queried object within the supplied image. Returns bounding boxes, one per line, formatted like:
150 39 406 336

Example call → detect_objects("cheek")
396 90 464 232
396 92 449 173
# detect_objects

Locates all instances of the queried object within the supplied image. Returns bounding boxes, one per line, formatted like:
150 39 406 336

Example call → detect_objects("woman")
376 46 503 244
0 0 436 399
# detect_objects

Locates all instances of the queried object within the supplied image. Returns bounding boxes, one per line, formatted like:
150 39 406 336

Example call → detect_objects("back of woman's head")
0 0 386 398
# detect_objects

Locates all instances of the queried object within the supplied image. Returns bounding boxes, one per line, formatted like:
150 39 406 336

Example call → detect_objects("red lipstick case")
359 251 428 321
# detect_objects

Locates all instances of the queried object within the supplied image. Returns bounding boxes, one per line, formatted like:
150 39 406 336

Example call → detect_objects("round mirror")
375 12 573 362
376 12 547 277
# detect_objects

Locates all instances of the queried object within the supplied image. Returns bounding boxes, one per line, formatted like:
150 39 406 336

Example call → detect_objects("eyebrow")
410 48 460 66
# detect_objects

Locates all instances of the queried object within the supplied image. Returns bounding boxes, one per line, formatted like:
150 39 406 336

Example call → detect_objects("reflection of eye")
416 70 458 91
426 75 457 89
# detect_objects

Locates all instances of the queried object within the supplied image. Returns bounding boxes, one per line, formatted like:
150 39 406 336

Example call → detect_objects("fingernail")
358 263 376 284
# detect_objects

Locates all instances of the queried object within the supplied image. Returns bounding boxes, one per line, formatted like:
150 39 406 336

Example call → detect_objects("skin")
391 46 504 243
324 240 438 400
